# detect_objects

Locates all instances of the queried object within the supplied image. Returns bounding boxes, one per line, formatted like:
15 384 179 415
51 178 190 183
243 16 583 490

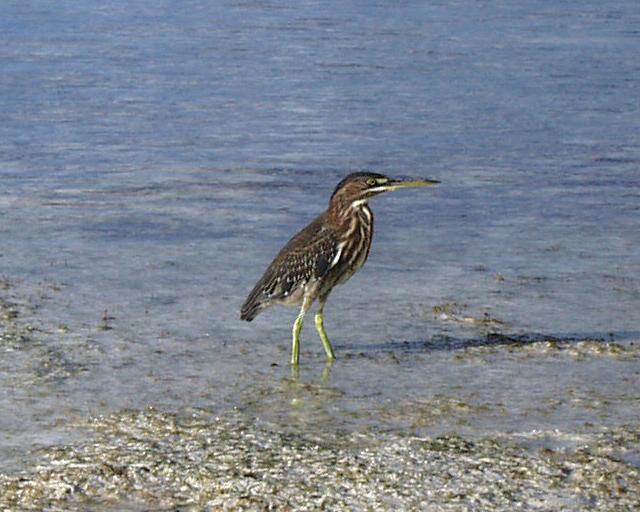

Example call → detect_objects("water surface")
1 0 639 482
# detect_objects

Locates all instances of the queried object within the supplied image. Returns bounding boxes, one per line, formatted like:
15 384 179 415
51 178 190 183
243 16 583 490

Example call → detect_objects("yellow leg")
291 297 311 366
314 304 336 361
291 308 304 366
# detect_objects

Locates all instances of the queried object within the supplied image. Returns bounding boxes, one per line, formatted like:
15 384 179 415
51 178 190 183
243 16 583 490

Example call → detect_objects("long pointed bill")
378 178 440 192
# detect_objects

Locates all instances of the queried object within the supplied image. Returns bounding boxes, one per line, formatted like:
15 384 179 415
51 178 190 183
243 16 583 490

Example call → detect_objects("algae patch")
467 333 639 361
432 302 507 330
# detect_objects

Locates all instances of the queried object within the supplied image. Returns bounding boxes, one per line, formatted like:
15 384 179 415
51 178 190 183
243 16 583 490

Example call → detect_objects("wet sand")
0 407 638 511
2 290 639 511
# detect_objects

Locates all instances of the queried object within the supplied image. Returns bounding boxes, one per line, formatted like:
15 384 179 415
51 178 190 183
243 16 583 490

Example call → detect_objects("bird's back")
241 199 374 322
240 213 339 321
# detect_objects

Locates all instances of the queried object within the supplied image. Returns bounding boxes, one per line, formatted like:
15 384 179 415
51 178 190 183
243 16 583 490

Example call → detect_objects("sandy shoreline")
0 407 638 511
2 289 639 511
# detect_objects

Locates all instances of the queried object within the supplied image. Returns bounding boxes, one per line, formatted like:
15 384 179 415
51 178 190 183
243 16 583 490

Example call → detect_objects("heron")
240 172 439 365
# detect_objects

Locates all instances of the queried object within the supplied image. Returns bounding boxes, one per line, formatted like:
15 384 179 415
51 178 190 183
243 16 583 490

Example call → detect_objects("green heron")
240 172 439 365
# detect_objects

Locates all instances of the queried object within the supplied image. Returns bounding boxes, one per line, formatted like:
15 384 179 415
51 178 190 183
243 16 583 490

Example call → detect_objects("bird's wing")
241 214 339 315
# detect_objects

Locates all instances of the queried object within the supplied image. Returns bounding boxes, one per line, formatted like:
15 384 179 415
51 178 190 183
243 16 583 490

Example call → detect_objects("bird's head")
330 171 439 207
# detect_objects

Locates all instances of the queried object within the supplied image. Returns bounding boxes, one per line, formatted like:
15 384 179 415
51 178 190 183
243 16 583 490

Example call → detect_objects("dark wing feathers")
240 213 338 321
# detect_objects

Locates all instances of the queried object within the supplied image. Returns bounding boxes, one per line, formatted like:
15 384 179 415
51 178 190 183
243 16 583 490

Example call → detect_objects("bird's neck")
328 197 373 231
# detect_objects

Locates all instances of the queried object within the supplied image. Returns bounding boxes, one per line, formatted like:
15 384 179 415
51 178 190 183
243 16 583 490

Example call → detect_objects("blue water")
1 1 639 470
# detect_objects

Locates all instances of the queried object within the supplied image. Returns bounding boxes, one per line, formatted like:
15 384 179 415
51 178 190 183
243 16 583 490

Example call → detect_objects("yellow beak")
380 178 440 191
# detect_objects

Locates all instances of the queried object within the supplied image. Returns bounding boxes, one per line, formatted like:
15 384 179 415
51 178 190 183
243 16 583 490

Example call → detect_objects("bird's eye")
366 178 377 186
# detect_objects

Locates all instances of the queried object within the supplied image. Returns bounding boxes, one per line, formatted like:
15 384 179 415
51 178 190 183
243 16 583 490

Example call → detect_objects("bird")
240 171 440 365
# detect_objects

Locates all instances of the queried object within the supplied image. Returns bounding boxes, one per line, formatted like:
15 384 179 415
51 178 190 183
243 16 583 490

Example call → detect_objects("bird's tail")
240 295 264 321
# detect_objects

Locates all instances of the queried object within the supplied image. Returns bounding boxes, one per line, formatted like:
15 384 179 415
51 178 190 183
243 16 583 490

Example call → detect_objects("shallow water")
1 0 639 506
